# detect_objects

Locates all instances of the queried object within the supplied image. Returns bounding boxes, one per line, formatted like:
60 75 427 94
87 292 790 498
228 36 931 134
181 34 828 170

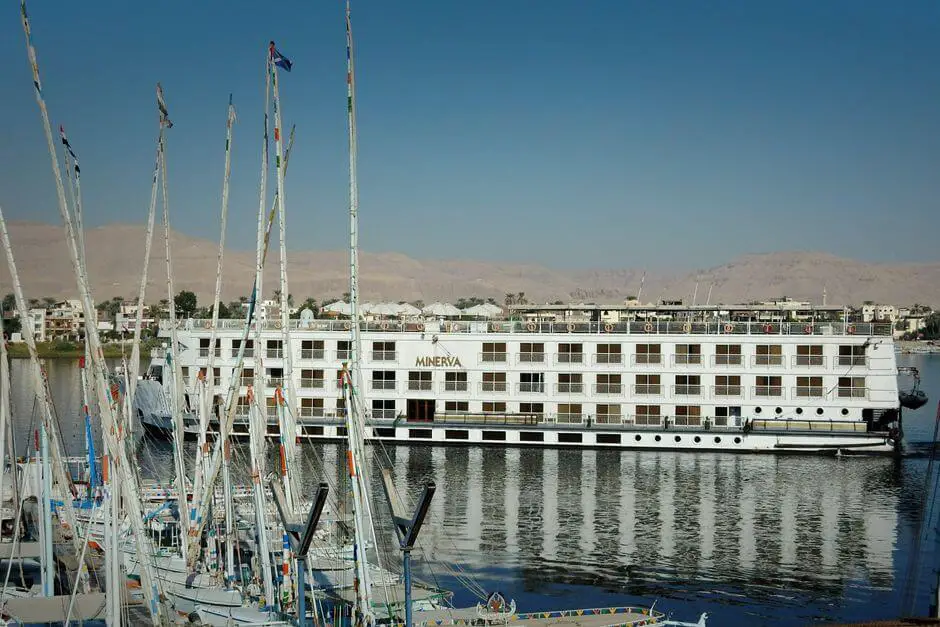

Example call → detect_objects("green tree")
3 317 21 337
2 293 16 312
176 290 198 318
42 296 56 307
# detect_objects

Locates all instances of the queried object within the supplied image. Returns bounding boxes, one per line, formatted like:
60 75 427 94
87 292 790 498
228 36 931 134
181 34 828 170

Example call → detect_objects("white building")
862 304 898 323
45 299 84 340
115 303 154 334
26 308 47 342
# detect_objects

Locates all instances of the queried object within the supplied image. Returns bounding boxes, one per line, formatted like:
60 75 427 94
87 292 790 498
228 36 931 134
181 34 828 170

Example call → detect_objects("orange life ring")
643 322 653 333
204 321 212 329
526 322 536 332
724 323 734 333
847 325 856 334
567 322 575 332
682 323 691 333
490 323 500 332
604 323 613 333
416 323 425 332
274 320 282 330
804 325 812 334
764 324 773 333
344 322 351 331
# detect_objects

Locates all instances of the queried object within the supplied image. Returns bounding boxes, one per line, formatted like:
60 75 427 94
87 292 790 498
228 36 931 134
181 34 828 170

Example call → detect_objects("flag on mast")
269 42 292 72
59 125 80 174
156 82 173 128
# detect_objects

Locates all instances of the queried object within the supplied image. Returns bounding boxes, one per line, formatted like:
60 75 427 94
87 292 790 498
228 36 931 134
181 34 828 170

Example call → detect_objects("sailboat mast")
269 40 301 512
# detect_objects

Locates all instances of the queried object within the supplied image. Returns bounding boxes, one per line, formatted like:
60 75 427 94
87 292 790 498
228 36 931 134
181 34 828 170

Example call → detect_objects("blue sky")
0 1 938 270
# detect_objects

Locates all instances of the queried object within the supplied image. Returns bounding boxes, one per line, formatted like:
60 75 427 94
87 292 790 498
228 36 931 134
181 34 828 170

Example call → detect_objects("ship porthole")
816 408 824 415
796 407 803 415
775 407 782 414
654 435 662 442
734 436 742 444
755 407 762 414
714 436 722 443
674 435 681 443
635 434 642 442
694 436 701 443
841 408 849 416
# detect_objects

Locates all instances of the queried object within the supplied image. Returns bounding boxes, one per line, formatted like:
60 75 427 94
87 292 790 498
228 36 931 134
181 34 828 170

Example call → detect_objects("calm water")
7 355 940 626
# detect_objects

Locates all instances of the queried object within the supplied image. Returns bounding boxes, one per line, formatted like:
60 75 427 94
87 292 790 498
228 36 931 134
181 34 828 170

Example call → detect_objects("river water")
6 354 940 626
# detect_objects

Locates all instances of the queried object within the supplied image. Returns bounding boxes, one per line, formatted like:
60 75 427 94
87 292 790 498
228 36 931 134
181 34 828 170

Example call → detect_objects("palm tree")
516 292 526 305
504 293 515 308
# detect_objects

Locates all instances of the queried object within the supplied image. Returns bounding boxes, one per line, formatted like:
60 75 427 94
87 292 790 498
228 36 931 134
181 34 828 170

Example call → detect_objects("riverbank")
896 340 940 354
5 340 160 359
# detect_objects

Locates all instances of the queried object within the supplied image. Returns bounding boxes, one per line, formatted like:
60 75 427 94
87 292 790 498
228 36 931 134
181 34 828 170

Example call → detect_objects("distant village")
2 291 938 344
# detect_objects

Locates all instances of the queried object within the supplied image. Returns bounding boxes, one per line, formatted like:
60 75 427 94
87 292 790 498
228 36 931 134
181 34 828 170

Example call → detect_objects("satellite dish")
299 308 314 327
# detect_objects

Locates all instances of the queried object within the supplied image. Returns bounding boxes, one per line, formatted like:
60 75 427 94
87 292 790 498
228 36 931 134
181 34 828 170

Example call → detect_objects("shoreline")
5 341 158 360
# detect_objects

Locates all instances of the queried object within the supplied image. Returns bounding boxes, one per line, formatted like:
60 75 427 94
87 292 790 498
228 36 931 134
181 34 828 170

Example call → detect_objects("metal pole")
40 423 53 596
297 556 306 627
403 549 412 627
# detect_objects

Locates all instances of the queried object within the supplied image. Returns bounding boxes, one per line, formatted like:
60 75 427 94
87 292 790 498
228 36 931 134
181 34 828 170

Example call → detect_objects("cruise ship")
141 301 910 455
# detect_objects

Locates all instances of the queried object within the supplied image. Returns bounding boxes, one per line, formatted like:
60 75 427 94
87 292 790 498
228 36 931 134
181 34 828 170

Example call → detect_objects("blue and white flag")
269 41 292 72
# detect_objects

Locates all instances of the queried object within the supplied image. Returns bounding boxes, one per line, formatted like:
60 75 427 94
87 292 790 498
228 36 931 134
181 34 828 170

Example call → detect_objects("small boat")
900 389 929 410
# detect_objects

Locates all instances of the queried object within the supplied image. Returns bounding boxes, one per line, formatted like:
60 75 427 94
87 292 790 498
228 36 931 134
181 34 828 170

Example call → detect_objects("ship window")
236 395 250 416
444 401 469 412
635 344 662 364
795 344 824 366
443 371 468 391
754 376 782 397
301 340 325 359
408 371 433 391
713 406 740 427
755 344 782 366
232 339 254 357
715 344 742 365
336 397 346 413
371 370 396 391
557 343 584 364
596 404 621 424
300 369 324 389
371 399 396 420
266 339 283 359
519 372 545 393
837 345 867 366
483 401 507 413
595 373 622 394
482 342 507 363
557 403 582 424
372 341 396 361
635 405 661 426
796 376 824 398
519 342 544 363
838 377 866 398
240 368 254 386
634 374 661 395
675 344 702 365
557 373 583 394
674 405 702 426
714 375 741 397
674 375 701 395
300 398 324 417
519 402 544 417
482 372 507 393
596 344 622 364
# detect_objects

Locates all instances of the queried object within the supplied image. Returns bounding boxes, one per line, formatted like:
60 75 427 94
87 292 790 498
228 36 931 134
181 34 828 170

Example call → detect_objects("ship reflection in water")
304 444 904 626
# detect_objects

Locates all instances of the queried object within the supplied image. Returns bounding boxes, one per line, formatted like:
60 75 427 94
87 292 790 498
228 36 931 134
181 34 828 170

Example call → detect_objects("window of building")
199 338 221 358
444 401 469 413
408 371 433 391
795 344 824 366
482 372 507 392
838 345 867 366
266 368 284 388
482 342 507 363
372 399 396 420
557 373 583 394
595 373 622 394
635 405 661 426
635 344 662 365
519 402 544 417
755 344 782 366
482 401 507 413
596 344 622 364
796 376 824 398
232 339 254 358
838 376 866 398
240 368 254 387
371 370 396 391
519 342 544 363
714 344 742 366
755 375 782 397
518 372 545 393
236 395 250 416
557 403 583 423
674 375 701 395
443 371 468 392
336 340 351 361
634 374 661 395
300 369 324 389
301 339 325 360
300 398 324 417
558 343 584 364
372 341 396 361
266 396 278 418
714 375 741 397
596 404 622 424
713 406 741 427
674 405 702 427
675 344 702 365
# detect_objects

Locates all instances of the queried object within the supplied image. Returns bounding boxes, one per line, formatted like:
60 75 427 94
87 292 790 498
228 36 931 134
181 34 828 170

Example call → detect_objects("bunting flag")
156 82 173 128
269 41 292 72
58 125 80 174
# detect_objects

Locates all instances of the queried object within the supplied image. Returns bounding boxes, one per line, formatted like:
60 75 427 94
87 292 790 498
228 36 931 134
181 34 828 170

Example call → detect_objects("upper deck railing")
162 318 894 338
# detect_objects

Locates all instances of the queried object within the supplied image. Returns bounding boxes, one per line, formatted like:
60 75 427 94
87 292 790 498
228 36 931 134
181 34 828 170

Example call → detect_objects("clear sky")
1 1 938 270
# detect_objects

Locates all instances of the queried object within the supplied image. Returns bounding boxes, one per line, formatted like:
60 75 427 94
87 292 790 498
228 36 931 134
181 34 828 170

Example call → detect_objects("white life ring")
763 324 773 333
567 322 575 333
490 323 500 333
723 323 734 333
416 323 425 332
381 322 389 331
526 322 536 332
604 323 613 333
344 322 351 331
274 320 282 330
643 322 653 333
204 321 212 329
847 325 856 334
682 323 691 333
804 325 812 334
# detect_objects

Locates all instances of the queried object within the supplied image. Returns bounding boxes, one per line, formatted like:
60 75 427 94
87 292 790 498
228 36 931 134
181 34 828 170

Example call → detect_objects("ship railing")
750 354 784 367
710 354 743 366
711 385 743 398
594 413 624 424
632 384 664 396
150 347 167 359
672 384 703 397
231 346 254 358
166 317 895 337
479 381 508 393
198 347 222 358
516 351 545 363
837 386 868 399
593 383 623 395
752 385 785 398
552 413 585 425
793 386 826 399
792 355 827 367
836 355 868 367
334 350 351 361
266 376 284 388
516 382 546 393
299 406 325 418
432 411 542 426
625 416 664 428
266 348 283 359
555 383 585 394
370 350 398 362
553 353 584 364
407 379 434 391
300 348 325 360
671 354 703 366
370 380 397 392
479 352 508 364
440 380 469 393
299 377 325 389
631 354 663 366
592 353 623 365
